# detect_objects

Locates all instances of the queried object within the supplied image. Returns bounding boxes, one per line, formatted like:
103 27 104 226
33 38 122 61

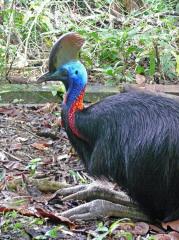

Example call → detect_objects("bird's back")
66 91 179 220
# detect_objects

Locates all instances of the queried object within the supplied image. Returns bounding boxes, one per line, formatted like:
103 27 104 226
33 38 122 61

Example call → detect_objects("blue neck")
63 83 85 109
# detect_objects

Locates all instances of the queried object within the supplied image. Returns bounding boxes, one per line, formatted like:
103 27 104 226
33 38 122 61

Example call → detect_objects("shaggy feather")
63 91 179 221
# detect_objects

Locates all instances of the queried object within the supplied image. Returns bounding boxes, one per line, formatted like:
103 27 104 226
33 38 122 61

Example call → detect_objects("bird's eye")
75 70 78 75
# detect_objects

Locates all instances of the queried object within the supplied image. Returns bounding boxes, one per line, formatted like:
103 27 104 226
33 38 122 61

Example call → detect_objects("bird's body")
38 32 179 222
63 89 179 221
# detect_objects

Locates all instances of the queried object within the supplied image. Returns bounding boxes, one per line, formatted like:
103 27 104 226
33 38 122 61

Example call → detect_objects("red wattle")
68 88 87 141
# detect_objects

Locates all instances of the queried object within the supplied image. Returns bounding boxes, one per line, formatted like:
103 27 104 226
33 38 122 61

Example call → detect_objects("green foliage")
27 157 42 175
68 169 89 184
45 227 58 238
145 0 177 12
90 220 134 240
0 0 178 84
80 12 178 84
90 219 160 239
1 211 46 239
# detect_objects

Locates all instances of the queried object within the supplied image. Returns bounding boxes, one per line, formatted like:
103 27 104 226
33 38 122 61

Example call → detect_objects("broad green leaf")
136 65 145 74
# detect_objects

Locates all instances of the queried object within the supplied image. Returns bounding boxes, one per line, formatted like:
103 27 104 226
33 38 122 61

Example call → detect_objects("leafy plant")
1 211 46 239
90 220 135 240
0 0 178 85
45 227 58 238
27 157 42 175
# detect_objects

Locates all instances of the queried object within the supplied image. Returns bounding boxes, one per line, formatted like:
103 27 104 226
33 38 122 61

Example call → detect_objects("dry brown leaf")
31 142 49 150
35 207 74 227
10 143 22 150
169 231 179 240
119 222 134 232
0 108 13 114
133 222 149 235
162 220 179 232
155 234 172 240
43 120 52 128
0 107 19 117
4 161 25 170
149 224 165 234
36 103 58 113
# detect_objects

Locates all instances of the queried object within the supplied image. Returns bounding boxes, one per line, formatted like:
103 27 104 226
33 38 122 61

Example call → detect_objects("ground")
0 103 178 240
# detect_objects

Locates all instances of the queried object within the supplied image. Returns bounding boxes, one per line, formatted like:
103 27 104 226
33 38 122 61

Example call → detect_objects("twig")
0 148 23 161
24 0 50 60
153 41 161 80
4 0 16 83
18 125 41 139
83 0 94 13
6 44 24 81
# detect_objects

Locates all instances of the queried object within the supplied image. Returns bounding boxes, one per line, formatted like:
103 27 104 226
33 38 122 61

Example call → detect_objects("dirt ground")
0 103 178 240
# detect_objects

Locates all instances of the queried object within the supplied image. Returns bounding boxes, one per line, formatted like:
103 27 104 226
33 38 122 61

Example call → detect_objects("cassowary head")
38 33 87 91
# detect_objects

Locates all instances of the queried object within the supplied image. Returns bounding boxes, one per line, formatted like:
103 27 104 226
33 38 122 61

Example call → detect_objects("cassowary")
38 32 179 223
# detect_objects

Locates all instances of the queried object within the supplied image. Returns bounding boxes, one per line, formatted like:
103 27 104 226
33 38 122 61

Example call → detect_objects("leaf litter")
0 104 179 239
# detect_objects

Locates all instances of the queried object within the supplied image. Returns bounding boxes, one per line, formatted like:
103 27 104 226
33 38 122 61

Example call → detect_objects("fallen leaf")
39 140 53 147
162 220 179 232
33 178 69 193
1 196 31 208
6 176 25 191
16 137 28 142
150 224 165 234
36 207 74 225
0 108 12 114
4 161 25 170
169 231 179 240
0 107 20 117
118 222 135 232
31 142 48 150
43 120 52 128
57 154 69 161
0 152 7 162
36 103 58 113
155 234 171 240
133 222 149 235
10 143 22 150
55 117 62 127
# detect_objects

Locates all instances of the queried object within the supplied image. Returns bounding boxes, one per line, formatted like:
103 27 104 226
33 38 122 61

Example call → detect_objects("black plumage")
62 91 179 221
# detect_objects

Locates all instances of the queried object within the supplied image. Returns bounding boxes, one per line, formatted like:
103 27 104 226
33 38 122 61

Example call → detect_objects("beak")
37 72 52 83
37 70 68 83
